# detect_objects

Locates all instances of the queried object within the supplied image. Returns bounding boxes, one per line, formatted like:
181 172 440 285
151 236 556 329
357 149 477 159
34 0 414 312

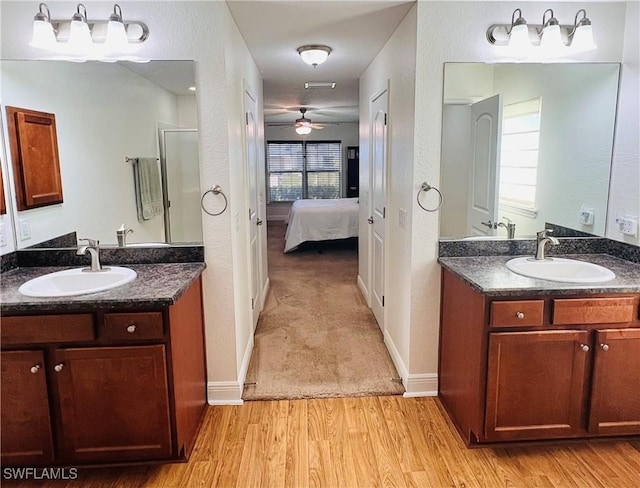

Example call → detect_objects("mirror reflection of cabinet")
6 106 63 211
0 165 6 215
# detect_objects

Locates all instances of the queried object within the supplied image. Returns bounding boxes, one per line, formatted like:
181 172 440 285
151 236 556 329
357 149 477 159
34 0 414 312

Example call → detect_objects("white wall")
264 122 359 221
360 5 417 386
0 1 266 404
1 61 179 247
409 1 631 394
608 1 640 244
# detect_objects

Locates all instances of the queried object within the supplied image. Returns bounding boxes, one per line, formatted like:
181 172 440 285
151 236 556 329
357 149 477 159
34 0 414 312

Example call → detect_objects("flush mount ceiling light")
487 8 596 55
304 81 337 89
297 45 332 67
28 3 149 62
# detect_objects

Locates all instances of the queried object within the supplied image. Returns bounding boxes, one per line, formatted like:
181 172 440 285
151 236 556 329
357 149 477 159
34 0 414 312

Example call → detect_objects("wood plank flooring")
5 396 640 488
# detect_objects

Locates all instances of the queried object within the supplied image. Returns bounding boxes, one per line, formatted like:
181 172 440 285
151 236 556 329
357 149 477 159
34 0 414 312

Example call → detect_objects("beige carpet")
243 221 405 400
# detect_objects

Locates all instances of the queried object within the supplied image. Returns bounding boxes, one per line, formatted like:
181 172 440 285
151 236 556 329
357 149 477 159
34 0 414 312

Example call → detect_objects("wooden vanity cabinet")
0 350 54 465
0 277 206 467
439 269 640 446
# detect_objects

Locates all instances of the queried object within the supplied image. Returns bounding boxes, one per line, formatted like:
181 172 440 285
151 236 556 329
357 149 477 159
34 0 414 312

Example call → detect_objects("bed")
284 198 359 253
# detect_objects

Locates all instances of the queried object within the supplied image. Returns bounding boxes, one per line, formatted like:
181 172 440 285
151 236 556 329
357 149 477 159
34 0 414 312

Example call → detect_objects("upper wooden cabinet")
6 106 64 211
0 164 6 215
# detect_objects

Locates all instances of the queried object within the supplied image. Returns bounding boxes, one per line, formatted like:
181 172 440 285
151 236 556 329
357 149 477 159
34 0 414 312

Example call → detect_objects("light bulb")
508 23 530 50
30 19 57 50
571 24 597 53
295 125 312 135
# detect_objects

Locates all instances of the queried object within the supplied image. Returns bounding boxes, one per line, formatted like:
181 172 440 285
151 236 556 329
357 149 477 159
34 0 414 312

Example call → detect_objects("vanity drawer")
552 298 635 325
490 300 544 327
1 314 95 345
103 312 164 341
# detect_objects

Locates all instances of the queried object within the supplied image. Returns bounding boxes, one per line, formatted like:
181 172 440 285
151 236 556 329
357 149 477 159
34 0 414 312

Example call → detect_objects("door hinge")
384 113 387 125
245 112 249 125
251 297 255 310
382 296 385 306
383 207 386 219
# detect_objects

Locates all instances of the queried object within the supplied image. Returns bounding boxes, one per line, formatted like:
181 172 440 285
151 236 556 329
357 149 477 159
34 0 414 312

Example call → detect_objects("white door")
244 87 263 328
370 87 388 330
468 94 503 237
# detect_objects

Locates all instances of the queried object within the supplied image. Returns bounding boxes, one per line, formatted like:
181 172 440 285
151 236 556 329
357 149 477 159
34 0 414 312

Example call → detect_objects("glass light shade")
67 19 92 55
29 19 57 50
104 20 129 52
508 23 530 50
571 24 597 53
540 24 563 51
299 49 329 67
295 125 312 135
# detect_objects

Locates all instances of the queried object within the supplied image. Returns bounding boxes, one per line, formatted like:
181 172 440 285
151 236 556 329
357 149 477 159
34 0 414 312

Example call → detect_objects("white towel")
134 158 163 221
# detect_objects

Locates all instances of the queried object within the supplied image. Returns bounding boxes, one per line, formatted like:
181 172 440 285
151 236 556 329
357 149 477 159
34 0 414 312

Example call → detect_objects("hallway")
243 222 404 400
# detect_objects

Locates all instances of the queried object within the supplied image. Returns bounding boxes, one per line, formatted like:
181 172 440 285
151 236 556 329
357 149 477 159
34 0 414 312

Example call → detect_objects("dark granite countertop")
0 263 206 313
438 254 640 297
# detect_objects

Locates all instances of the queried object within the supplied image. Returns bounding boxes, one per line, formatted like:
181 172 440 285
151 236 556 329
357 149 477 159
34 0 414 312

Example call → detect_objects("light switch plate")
0 223 7 247
19 219 31 241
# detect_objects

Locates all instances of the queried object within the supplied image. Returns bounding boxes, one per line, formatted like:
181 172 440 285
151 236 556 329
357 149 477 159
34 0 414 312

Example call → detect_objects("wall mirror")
0 60 202 250
440 62 620 240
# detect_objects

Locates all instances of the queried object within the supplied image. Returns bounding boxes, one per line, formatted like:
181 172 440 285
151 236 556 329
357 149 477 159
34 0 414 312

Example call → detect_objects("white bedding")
284 198 359 252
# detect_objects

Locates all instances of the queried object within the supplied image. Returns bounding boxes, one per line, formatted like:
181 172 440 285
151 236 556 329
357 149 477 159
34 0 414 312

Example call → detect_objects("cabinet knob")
30 364 40 374
54 363 64 372
600 343 610 351
580 344 590 352
126 324 137 333
515 312 525 320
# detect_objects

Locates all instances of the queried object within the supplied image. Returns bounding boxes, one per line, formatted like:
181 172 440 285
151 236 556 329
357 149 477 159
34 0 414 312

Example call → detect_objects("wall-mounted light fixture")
29 3 149 62
487 8 597 55
297 45 332 67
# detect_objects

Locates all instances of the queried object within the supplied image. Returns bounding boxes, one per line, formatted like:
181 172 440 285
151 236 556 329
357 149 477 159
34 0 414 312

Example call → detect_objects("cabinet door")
485 330 590 441
0 350 54 465
589 328 640 435
6 106 64 210
54 345 172 463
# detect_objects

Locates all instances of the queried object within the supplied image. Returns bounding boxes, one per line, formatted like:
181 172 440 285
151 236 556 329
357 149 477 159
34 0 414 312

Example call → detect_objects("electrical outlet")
0 223 7 247
578 207 594 225
18 219 32 241
621 217 638 237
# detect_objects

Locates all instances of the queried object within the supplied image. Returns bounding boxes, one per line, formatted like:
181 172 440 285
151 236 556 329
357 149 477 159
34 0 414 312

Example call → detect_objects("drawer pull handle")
54 363 64 373
515 312 525 319
600 343 610 351
30 364 40 374
580 344 590 352
126 324 137 333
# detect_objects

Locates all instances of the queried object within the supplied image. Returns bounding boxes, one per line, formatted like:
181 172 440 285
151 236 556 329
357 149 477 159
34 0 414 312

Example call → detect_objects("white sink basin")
506 257 615 283
19 267 137 298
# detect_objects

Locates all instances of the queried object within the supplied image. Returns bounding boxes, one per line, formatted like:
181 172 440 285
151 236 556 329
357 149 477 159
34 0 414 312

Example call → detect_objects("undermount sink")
126 242 171 248
506 257 615 283
18 266 137 298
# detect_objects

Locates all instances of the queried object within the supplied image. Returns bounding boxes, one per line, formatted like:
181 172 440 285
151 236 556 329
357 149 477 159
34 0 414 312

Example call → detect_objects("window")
267 141 341 201
499 97 541 213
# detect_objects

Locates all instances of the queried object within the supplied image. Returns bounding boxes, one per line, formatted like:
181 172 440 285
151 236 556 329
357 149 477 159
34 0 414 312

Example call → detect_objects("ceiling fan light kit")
297 45 332 67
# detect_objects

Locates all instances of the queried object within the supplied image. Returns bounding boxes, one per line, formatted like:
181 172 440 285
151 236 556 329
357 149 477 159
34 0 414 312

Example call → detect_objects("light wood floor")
6 396 640 488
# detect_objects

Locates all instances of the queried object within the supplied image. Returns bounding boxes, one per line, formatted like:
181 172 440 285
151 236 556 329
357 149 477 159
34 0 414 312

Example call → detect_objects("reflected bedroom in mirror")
0 60 202 250
439 62 620 241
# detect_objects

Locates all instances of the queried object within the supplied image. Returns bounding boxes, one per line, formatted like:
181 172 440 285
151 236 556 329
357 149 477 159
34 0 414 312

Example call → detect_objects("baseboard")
402 373 438 397
383 330 408 383
207 381 244 405
357 274 370 307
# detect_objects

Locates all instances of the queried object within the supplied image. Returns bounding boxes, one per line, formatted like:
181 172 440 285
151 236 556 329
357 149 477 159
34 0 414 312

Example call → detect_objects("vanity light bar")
487 8 596 54
29 3 149 62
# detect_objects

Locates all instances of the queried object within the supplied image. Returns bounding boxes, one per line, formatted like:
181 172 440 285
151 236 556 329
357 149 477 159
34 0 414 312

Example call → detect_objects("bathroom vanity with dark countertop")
438 251 640 446
0 262 207 467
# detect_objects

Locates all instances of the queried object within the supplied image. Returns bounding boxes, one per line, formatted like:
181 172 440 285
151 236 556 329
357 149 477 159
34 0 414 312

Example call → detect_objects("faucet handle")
79 238 99 247
536 229 554 238
501 216 514 225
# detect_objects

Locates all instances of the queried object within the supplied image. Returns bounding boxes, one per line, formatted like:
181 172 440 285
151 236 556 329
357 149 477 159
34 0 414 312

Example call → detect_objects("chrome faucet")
535 229 560 260
116 224 134 247
497 217 516 239
77 238 103 271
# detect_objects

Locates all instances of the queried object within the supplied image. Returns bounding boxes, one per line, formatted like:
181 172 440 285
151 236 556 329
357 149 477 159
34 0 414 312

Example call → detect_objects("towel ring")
417 182 443 212
201 185 228 216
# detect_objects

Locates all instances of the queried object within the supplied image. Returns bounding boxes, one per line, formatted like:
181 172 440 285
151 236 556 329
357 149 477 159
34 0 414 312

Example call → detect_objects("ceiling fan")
268 108 336 134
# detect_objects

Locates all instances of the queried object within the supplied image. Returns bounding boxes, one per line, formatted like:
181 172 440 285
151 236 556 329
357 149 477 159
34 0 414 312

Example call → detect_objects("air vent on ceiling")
304 82 336 89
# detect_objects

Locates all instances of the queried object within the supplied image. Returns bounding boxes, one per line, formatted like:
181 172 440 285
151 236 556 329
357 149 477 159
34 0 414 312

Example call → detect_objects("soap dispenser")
116 224 134 247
